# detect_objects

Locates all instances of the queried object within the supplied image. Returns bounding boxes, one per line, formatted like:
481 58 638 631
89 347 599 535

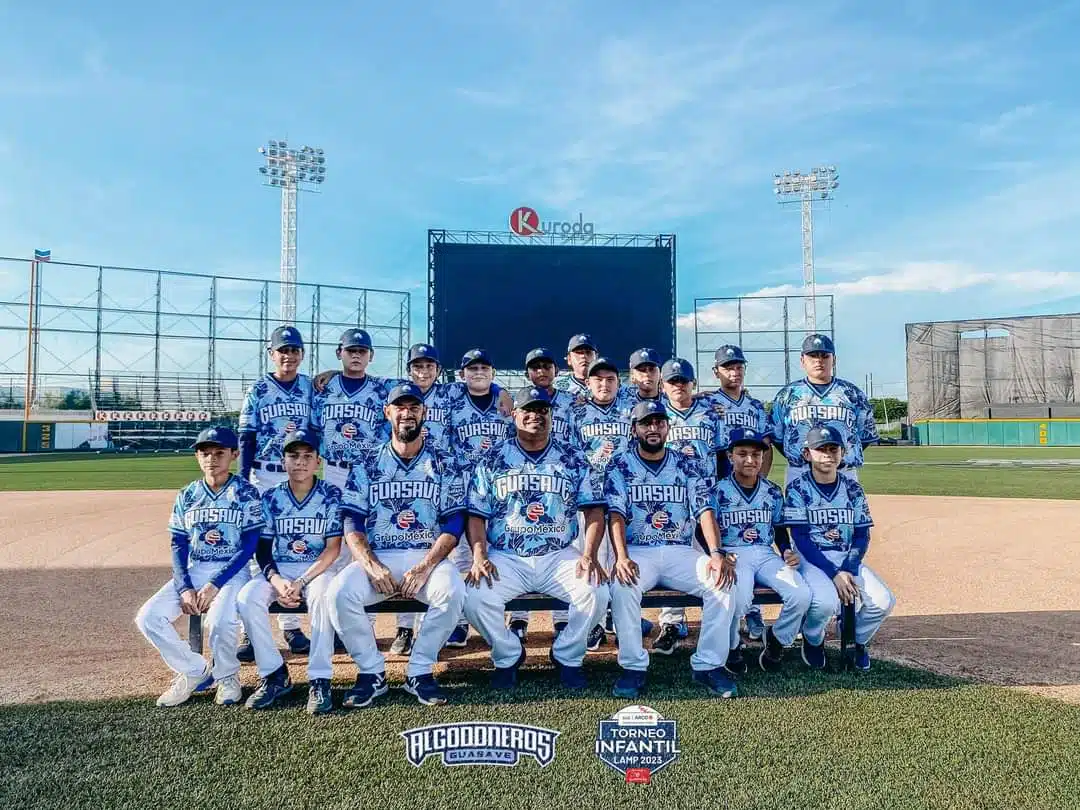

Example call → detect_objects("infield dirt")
1 491 1077 704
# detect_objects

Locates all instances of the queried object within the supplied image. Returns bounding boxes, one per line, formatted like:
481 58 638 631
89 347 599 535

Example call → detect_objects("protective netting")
906 315 1080 419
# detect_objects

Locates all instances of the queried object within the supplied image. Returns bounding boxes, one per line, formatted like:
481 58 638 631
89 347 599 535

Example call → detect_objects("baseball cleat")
612 669 647 699
444 624 469 648
586 623 606 652
800 638 827 671
508 619 529 645
759 626 785 673
853 643 871 672
306 678 334 715
215 675 243 706
245 665 293 710
640 617 655 637
671 621 690 640
390 627 414 656
652 624 681 655
404 674 448 706
491 646 527 690
342 673 388 709
237 634 255 663
692 667 738 699
283 628 311 655
724 645 748 676
156 665 212 707
193 671 216 694
745 608 765 641
558 664 588 690
604 610 615 633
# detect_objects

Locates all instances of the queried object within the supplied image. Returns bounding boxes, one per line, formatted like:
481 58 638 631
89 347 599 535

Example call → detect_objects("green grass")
1 658 1077 810
3 445 1080 498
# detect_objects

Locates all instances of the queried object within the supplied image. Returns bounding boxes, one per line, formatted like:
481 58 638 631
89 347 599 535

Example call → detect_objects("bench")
187 587 785 654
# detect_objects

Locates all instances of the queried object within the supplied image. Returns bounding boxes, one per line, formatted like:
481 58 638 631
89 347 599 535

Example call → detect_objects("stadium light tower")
258 140 327 325
773 166 839 333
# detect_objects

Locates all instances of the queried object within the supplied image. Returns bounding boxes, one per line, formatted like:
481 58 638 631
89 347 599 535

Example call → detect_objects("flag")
34 249 51 262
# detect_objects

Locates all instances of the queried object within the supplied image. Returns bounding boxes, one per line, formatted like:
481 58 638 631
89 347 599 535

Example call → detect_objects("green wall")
912 419 1080 446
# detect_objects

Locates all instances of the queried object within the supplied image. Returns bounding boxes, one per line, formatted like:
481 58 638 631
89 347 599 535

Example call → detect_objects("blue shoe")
445 624 469 648
404 674 448 706
672 621 690 640
853 643 871 672
244 665 293 710
612 669 647 699
283 628 310 655
692 667 738 698
559 664 587 690
491 646 527 690
640 618 655 637
604 610 615 633
342 672 388 709
306 678 333 715
193 672 216 694
745 608 765 641
801 637 827 671
586 623 606 652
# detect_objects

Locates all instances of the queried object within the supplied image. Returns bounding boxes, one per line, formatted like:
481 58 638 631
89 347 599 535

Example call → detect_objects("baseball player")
135 426 262 707
606 400 739 699
783 424 895 671
237 429 344 714
652 357 726 653
237 325 315 655
444 348 512 646
329 382 467 708
553 333 597 397
461 385 610 691
714 428 811 674
705 344 773 641
566 356 635 649
615 347 663 409
769 334 879 488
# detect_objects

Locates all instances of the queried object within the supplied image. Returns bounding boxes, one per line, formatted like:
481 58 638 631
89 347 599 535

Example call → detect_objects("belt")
324 459 352 470
252 461 284 473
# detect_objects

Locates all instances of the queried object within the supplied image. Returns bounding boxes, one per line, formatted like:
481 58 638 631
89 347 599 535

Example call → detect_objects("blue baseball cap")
805 423 845 450
386 382 424 405
513 385 552 409
525 347 558 367
339 328 372 350
727 427 768 450
661 358 695 382
631 400 668 423
802 334 835 355
588 356 619 376
192 426 238 450
629 348 662 369
460 348 494 369
270 325 303 350
714 345 747 365
282 428 319 452
407 343 440 365
567 333 597 353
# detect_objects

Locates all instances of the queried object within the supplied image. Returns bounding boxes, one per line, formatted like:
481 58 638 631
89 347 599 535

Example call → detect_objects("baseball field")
2 444 1079 809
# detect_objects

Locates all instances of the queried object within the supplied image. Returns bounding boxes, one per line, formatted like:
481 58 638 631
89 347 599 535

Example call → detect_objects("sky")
2 0 1080 399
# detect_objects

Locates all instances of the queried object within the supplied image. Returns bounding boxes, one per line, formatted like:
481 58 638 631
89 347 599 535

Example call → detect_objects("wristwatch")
295 574 309 589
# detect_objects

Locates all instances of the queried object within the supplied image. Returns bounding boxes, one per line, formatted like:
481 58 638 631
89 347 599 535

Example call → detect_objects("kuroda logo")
509 206 595 239
650 511 670 530
525 502 546 522
204 529 223 545
396 510 417 530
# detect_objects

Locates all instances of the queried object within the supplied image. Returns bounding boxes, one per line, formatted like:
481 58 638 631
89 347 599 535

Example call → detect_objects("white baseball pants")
248 467 302 632
799 549 895 646
522 512 611 626
463 546 609 669
136 561 251 681
329 552 465 678
726 544 811 649
237 562 335 680
609 545 734 673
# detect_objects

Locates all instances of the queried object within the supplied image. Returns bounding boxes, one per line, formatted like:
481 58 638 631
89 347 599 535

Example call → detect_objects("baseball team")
135 325 896 714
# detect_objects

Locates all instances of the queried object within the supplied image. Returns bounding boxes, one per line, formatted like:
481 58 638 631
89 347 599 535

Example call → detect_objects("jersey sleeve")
240 486 265 532
604 462 628 518
324 485 345 538
687 474 712 519
467 459 495 518
259 493 275 540
856 389 880 445
575 454 607 509
850 481 874 528
238 384 259 435
438 454 467 517
168 491 188 536
767 393 785 444
310 392 325 432
770 485 785 526
782 483 809 525
341 462 370 521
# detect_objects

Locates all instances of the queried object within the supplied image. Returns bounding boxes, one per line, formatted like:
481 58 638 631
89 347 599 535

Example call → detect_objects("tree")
870 397 907 422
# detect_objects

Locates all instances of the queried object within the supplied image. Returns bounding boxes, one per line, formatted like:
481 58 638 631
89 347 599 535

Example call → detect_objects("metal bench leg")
189 614 203 655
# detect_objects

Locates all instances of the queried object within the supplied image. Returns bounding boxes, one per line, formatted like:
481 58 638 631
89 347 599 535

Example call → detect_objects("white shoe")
157 666 211 707
215 675 243 706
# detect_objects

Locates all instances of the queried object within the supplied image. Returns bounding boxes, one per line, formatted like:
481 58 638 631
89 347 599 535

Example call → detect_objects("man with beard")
330 383 467 707
461 386 609 691
606 400 739 699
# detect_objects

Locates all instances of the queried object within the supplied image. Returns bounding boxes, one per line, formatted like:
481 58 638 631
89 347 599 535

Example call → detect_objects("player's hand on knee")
465 557 498 588
711 553 737 590
832 572 858 605
196 583 220 613
612 556 639 586
179 588 200 616
364 560 398 595
782 549 800 568
400 563 433 598
577 555 608 586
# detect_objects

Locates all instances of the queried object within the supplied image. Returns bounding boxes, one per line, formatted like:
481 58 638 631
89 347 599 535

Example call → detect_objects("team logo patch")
525 502 546 522
680 445 696 456
742 527 759 542
285 421 297 433
396 510 417 530
824 528 841 541
595 705 680 784
402 721 559 768
342 423 357 440
651 511 670 529
479 437 492 451
204 529 223 545
290 538 309 554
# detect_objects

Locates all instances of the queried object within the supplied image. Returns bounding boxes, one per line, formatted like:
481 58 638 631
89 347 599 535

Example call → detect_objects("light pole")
773 166 839 333
258 140 327 326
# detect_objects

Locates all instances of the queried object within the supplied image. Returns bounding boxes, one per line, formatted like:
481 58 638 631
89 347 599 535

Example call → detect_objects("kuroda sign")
509 206 595 238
